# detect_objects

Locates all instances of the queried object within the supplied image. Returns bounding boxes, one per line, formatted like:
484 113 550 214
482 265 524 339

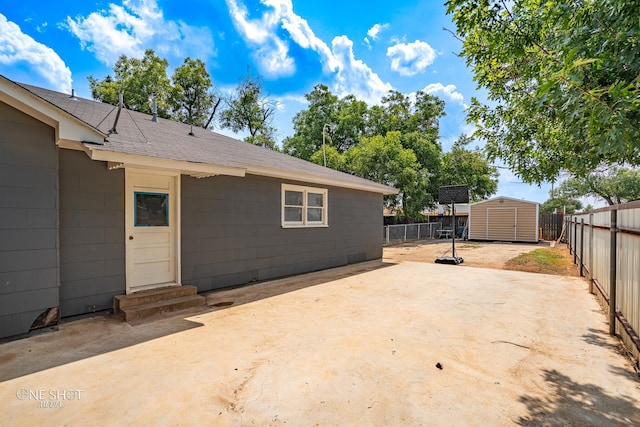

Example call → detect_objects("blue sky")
0 0 562 204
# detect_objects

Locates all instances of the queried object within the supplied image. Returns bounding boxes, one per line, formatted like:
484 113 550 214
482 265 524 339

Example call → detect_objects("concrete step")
113 285 205 322
114 285 198 311
117 294 206 322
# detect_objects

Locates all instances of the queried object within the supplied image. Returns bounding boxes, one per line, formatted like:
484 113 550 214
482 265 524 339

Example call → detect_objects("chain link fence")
383 223 442 245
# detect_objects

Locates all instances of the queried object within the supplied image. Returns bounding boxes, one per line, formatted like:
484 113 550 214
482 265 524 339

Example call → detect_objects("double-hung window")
282 184 328 227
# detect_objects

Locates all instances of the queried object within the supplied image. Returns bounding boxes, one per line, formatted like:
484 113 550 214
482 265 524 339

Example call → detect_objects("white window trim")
282 184 328 228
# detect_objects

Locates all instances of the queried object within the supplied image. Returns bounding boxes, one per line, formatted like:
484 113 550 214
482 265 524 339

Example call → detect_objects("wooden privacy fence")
539 213 564 241
568 201 640 363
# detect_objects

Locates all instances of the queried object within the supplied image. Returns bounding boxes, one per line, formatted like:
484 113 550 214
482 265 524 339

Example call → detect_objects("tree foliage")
88 52 280 145
446 0 640 183
556 167 640 205
540 190 584 214
298 87 445 219
345 132 431 219
89 49 172 118
440 134 499 202
169 57 221 129
309 145 347 172
221 71 277 148
282 85 351 160
284 85 499 220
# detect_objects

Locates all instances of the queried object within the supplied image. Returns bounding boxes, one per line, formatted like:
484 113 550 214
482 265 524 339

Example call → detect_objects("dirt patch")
384 240 579 276
505 247 579 276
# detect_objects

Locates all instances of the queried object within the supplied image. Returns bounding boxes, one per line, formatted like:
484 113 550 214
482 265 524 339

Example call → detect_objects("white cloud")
387 40 436 76
367 23 388 41
274 93 308 110
35 22 48 33
422 82 465 105
226 0 391 104
332 36 392 104
226 0 343 76
0 14 72 92
225 0 295 77
65 0 214 66
268 0 340 73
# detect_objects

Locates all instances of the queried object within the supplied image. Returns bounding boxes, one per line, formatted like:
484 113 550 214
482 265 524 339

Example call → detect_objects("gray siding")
59 150 125 317
0 102 59 338
181 174 383 292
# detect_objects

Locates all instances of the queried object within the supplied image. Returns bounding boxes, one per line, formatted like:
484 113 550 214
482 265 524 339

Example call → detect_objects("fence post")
403 224 407 242
566 216 572 253
588 213 594 294
418 223 421 240
579 218 585 277
385 225 389 245
573 219 578 263
609 209 618 336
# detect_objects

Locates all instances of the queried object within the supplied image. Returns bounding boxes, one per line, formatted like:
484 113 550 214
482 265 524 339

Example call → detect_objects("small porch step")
113 285 205 322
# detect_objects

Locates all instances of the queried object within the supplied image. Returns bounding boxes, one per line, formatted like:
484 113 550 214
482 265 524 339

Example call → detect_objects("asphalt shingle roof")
17 82 397 194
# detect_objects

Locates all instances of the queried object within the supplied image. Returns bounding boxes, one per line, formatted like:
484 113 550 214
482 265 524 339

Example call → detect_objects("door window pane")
135 192 169 226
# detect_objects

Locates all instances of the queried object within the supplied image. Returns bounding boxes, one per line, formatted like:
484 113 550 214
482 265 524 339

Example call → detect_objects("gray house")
0 75 396 339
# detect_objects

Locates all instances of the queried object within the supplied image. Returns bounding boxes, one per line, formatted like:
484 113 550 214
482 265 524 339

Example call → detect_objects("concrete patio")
1 261 638 426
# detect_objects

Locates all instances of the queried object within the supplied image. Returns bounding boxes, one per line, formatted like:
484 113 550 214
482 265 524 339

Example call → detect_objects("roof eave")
0 75 106 145
86 146 247 178
242 163 399 195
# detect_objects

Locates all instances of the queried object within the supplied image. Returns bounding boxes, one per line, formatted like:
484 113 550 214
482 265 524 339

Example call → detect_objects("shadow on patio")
0 260 392 382
516 368 640 426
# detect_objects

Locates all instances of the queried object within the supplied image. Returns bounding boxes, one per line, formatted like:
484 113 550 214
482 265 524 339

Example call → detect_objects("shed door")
125 170 179 293
487 207 517 241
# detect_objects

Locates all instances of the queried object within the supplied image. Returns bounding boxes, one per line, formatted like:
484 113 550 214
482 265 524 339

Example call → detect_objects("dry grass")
457 244 482 249
505 246 579 276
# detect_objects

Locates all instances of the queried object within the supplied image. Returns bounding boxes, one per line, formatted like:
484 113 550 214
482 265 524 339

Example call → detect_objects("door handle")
129 236 134 240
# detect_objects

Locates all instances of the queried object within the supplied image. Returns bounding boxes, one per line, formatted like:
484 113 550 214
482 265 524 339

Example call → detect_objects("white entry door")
125 169 179 293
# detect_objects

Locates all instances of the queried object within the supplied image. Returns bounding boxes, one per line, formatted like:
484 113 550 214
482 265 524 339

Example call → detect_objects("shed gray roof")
15 81 397 195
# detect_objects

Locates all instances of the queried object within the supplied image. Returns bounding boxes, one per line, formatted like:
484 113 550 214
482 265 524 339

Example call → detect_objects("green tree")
169 57 221 129
284 85 449 218
345 132 432 221
221 71 277 148
446 0 640 183
89 49 172 117
284 86 446 164
371 91 445 199
556 167 640 205
440 135 499 202
332 95 369 152
540 190 583 214
309 145 347 171
400 131 443 202
370 90 446 138
282 84 341 160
